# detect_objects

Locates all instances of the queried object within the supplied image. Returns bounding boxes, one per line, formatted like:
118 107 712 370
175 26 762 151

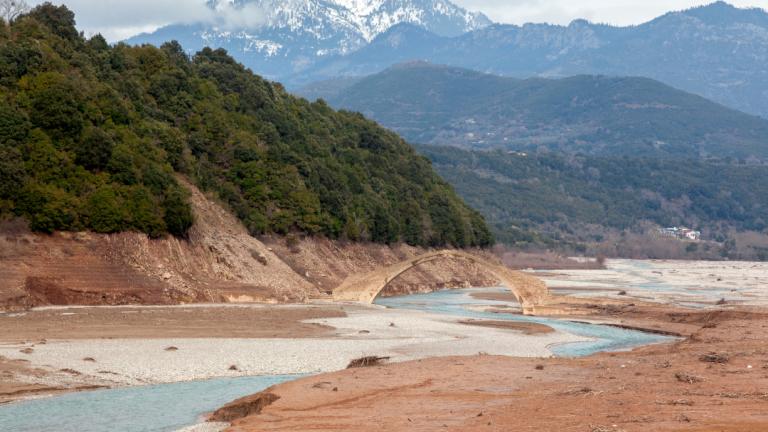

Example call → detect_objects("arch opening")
332 250 549 315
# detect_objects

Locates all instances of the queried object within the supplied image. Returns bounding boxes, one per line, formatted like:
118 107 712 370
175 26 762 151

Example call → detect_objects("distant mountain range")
125 0 490 81
126 2 768 118
300 62 768 160
292 1 768 118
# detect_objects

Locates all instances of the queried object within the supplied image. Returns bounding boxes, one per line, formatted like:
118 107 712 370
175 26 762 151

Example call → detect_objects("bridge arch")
332 250 549 315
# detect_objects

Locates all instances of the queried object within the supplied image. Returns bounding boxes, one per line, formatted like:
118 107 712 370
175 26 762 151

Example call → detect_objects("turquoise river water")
375 287 670 357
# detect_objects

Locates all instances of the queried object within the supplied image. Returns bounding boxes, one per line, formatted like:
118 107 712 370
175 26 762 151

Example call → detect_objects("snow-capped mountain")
294 1 768 118
125 0 490 79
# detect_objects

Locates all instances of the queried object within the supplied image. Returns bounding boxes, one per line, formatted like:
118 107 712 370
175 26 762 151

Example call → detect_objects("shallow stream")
375 287 670 357
0 375 298 432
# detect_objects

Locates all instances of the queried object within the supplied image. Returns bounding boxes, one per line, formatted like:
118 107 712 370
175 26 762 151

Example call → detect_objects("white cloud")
213 1 270 29
27 0 282 41
27 0 768 41
29 0 213 41
453 0 768 26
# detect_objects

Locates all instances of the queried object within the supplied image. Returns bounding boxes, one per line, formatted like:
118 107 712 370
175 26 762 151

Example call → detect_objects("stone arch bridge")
332 250 550 315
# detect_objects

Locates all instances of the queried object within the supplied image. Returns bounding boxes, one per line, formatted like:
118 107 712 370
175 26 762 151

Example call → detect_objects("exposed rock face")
0 179 498 310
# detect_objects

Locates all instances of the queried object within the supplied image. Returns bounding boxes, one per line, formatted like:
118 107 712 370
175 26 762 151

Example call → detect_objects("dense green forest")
0 4 492 247
419 145 768 248
304 62 768 160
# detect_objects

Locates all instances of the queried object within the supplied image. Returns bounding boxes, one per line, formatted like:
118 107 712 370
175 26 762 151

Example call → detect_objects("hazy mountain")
301 62 768 159
293 2 768 118
125 0 490 80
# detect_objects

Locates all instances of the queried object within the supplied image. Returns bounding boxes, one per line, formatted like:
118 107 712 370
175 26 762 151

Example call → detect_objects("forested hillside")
0 4 492 248
419 145 768 251
304 62 768 160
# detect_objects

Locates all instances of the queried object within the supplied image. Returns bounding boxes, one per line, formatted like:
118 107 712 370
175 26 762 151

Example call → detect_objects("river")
1 284 671 432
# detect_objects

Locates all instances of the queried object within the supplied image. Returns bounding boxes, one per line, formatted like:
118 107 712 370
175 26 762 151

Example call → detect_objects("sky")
454 0 768 26
27 0 768 42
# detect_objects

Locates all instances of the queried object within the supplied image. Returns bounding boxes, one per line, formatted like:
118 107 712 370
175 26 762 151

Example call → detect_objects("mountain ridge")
125 0 491 80
301 62 768 159
289 1 768 118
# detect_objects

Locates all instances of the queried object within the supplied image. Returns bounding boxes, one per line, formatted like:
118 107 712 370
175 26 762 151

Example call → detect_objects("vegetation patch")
0 5 491 248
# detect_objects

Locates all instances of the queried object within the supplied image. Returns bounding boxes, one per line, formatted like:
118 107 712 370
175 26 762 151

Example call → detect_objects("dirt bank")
0 355 108 405
0 179 498 311
212 306 768 432
0 305 345 341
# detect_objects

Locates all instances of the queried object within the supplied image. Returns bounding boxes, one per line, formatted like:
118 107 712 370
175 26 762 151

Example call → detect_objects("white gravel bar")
0 307 586 386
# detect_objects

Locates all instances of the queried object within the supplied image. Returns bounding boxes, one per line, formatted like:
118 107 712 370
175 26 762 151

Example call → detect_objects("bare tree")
1 0 29 24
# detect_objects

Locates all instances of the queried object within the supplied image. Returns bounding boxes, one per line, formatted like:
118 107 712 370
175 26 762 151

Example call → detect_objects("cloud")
29 0 212 41
28 0 272 41
212 1 270 29
453 0 768 26
29 0 768 41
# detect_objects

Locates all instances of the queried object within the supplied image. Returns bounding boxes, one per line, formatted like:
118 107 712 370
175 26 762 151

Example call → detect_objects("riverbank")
211 306 768 432
0 302 583 404
202 259 768 431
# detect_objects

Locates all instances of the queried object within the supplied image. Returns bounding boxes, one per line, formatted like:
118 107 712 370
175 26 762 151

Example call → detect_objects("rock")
209 392 280 422
162 272 172 280
699 352 729 364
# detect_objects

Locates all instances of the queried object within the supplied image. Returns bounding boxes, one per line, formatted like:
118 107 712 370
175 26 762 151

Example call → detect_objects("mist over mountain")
125 0 490 80
292 2 768 118
301 62 768 160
